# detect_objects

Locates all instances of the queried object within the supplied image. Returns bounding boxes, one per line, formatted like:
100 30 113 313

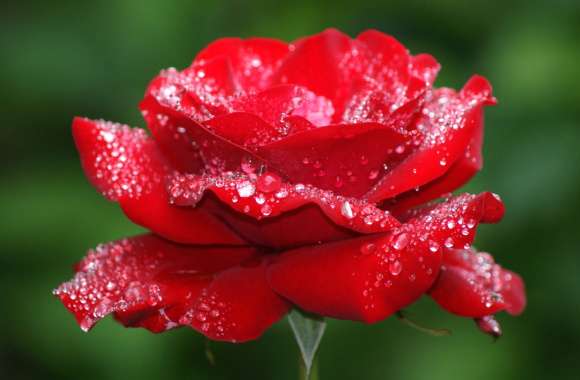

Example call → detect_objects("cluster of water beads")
168 169 399 232
179 289 236 340
90 120 164 201
454 249 509 310
351 192 492 311
53 238 170 331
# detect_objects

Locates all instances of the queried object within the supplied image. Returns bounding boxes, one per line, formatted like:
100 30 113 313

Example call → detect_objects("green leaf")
288 309 326 379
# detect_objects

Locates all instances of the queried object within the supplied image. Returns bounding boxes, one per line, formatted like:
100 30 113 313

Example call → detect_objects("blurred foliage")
1 0 579 379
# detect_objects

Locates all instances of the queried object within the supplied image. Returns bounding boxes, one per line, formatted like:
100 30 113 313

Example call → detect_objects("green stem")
299 353 319 380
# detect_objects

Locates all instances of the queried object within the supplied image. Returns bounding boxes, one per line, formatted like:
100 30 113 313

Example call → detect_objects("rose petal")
429 247 526 317
271 28 359 119
54 234 289 342
365 75 496 203
410 53 441 87
194 37 289 92
167 172 401 248
73 117 245 245
182 258 291 342
72 117 168 202
267 192 503 322
385 112 484 214
232 84 334 128
256 120 410 197
353 29 410 98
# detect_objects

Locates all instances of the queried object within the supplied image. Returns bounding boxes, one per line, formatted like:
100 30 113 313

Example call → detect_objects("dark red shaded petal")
181 258 291 342
205 200 358 249
257 121 410 197
365 75 495 203
73 117 244 245
429 247 526 317
170 172 400 230
119 186 246 245
194 37 289 92
267 192 501 322
386 111 484 214
271 29 359 118
54 234 289 342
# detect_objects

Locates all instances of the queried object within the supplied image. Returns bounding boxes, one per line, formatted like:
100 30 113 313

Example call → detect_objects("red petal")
429 247 526 317
204 112 281 148
167 172 401 248
365 75 495 203
232 84 334 128
72 117 169 202
410 53 441 87
354 29 411 96
141 92 270 175
386 110 484 213
194 37 289 92
73 117 244 245
182 258 290 342
267 192 502 322
271 29 358 118
54 235 289 342
256 120 410 197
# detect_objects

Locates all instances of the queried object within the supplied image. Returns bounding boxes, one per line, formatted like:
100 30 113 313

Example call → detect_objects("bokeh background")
2 0 579 379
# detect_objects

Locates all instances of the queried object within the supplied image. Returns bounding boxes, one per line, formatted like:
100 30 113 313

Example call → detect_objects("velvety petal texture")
57 29 525 342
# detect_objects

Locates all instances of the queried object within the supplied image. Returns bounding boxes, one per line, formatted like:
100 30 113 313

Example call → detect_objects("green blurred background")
2 0 579 379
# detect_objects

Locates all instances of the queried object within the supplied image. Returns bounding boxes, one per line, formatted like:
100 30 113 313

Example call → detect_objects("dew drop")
359 243 377 256
236 180 256 198
341 201 354 219
392 233 410 250
389 260 403 276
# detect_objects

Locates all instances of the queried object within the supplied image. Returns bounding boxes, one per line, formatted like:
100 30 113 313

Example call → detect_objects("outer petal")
168 172 401 249
267 192 504 322
429 247 526 317
385 111 484 214
365 75 496 203
54 234 289 342
181 258 291 342
72 117 245 245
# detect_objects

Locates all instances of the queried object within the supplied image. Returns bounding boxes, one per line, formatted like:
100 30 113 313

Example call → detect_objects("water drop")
236 180 256 198
341 201 354 219
389 260 403 276
392 233 410 250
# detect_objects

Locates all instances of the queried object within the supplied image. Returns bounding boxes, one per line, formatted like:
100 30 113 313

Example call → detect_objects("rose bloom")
55 29 525 342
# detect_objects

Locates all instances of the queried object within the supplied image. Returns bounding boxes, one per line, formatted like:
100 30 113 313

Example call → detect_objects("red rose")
55 29 525 342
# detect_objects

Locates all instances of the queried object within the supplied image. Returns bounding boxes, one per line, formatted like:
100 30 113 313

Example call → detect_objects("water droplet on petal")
392 233 410 250
341 201 354 219
389 260 403 276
